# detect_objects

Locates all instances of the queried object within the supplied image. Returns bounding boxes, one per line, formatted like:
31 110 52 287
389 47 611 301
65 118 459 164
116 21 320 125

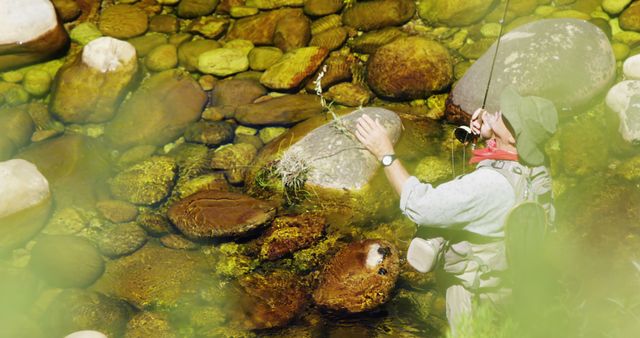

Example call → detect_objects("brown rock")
216 0 245 14
98 4 149 39
367 36 453 99
273 15 311 52
259 213 325 260
209 78 267 116
245 0 304 9
348 27 407 54
0 105 35 156
260 46 329 90
304 0 344 16
167 190 277 239
51 0 81 22
177 0 220 18
104 69 207 149
325 82 372 107
235 94 323 126
304 53 355 92
309 27 348 52
229 270 307 330
184 120 235 146
109 156 177 206
313 239 400 313
0 0 70 71
96 222 148 258
310 14 342 35
96 199 139 223
160 234 199 250
149 14 179 34
226 8 302 45
342 0 415 31
137 211 174 237
620 1 640 32
186 17 230 39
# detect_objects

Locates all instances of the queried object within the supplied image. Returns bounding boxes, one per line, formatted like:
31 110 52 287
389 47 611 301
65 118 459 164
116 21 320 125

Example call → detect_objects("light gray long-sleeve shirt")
399 167 516 238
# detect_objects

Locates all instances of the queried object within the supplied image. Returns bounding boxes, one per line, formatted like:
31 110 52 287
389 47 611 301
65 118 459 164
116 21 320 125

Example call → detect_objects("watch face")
382 155 393 166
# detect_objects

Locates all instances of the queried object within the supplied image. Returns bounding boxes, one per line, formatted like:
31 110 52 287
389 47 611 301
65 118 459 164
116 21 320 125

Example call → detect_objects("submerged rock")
97 222 148 258
50 37 138 123
209 78 267 117
235 94 323 126
258 213 326 260
342 0 415 31
605 80 640 144
229 270 307 330
96 199 139 223
367 36 453 100
447 19 616 123
304 0 343 16
93 243 215 309
248 47 284 71
348 27 407 54
177 0 219 18
109 156 177 206
30 235 105 288
227 8 302 45
177 39 222 72
418 0 495 26
0 159 51 255
98 4 148 39
168 190 277 239
209 143 258 184
42 289 131 338
184 121 235 146
260 46 329 90
125 311 176 338
313 239 400 313
104 69 207 149
0 0 69 71
0 105 35 160
273 14 311 52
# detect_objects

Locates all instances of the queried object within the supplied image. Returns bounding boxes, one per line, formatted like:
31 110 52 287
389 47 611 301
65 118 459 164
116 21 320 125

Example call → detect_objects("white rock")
606 80 640 143
623 54 640 80
0 0 57 45
0 159 50 218
82 36 137 73
64 331 108 338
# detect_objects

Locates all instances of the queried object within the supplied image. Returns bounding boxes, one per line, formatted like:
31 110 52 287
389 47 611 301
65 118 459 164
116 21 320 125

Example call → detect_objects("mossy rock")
125 311 176 338
30 235 105 288
109 156 177 205
197 48 249 76
149 14 179 33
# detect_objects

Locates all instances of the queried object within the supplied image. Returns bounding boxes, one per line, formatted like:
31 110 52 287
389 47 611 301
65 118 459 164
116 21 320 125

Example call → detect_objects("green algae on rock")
304 0 343 16
186 17 230 39
30 235 105 288
104 69 207 149
258 213 325 261
197 48 249 76
184 120 235 146
50 37 138 123
167 190 277 239
260 46 329 90
367 36 453 100
248 47 284 71
109 156 177 206
325 82 372 107
125 311 177 338
313 239 400 313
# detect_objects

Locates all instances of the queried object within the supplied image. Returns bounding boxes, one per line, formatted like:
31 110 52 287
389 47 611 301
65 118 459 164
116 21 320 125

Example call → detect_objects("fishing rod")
454 0 511 147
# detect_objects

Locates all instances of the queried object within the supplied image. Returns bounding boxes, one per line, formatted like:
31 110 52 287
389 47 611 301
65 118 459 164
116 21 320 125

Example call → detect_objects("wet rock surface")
168 190 277 239
258 213 325 260
30 235 105 288
313 239 400 313
447 19 616 122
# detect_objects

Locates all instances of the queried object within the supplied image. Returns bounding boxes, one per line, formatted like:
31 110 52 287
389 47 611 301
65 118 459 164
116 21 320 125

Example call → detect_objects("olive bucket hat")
500 86 558 166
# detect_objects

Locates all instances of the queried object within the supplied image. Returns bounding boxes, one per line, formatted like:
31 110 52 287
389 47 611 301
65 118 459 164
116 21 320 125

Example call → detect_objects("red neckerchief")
469 139 518 164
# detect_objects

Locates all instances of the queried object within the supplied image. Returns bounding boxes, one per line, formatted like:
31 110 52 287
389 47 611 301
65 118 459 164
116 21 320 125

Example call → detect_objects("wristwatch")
381 154 396 167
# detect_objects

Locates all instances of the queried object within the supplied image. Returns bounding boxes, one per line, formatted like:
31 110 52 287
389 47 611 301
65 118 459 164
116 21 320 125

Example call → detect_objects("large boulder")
342 0 415 31
167 190 277 239
605 80 640 144
50 37 138 123
30 235 105 288
0 159 51 255
0 0 69 71
245 107 401 226
366 36 453 100
226 8 302 45
260 46 328 90
313 239 400 313
418 0 497 26
104 69 207 149
447 19 616 123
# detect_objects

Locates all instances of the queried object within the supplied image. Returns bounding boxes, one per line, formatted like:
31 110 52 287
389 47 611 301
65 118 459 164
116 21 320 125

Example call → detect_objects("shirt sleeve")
399 169 513 230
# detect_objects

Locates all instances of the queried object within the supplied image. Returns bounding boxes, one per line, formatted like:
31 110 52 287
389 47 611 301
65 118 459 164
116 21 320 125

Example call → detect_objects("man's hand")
470 108 487 136
355 114 395 161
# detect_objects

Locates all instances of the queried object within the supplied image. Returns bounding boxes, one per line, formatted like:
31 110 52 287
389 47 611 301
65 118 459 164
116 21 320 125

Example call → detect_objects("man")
354 86 558 333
